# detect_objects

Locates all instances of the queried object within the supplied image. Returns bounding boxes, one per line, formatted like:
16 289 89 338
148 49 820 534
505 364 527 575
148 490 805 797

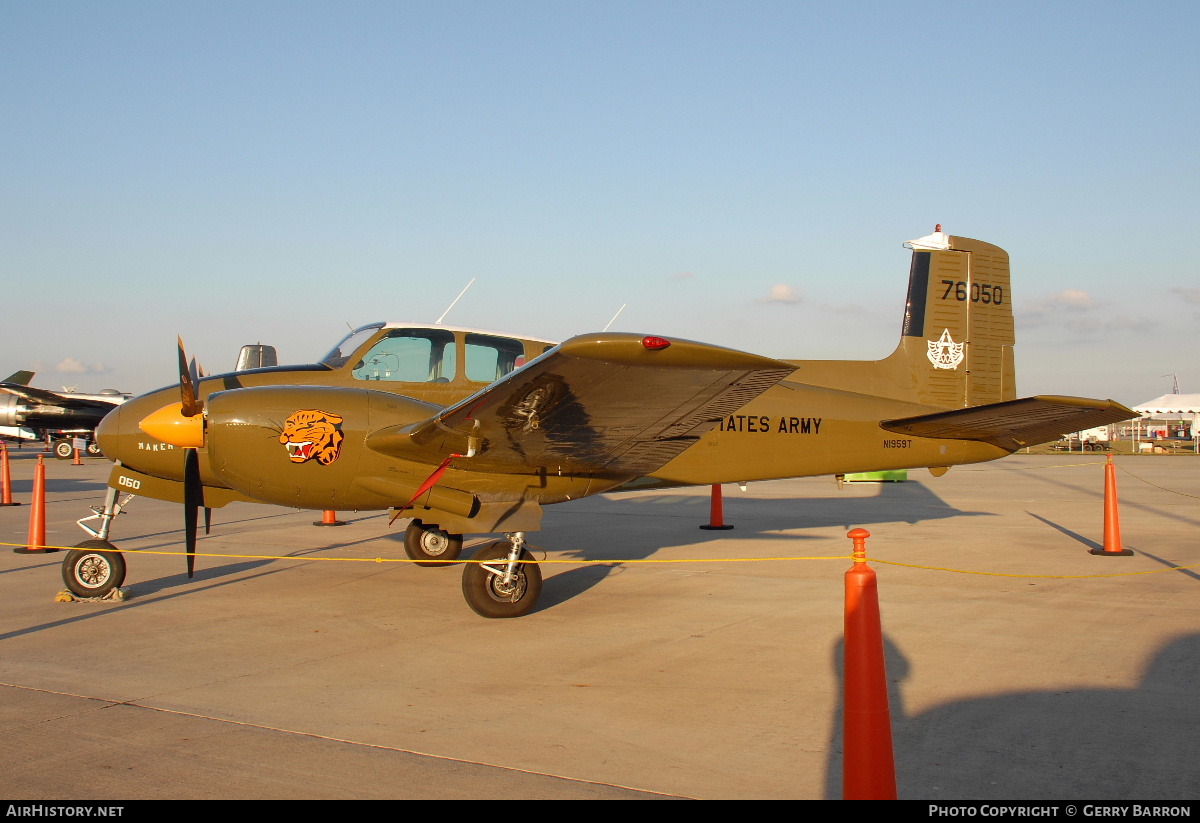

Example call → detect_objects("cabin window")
464 334 525 383
352 329 457 383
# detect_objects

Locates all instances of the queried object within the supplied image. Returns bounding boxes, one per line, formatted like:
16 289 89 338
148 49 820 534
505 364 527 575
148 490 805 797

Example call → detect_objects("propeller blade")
183 448 203 578
204 507 212 536
177 336 202 418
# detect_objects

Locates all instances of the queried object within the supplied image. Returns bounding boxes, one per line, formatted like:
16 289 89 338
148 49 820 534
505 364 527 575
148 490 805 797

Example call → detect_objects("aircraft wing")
367 333 797 476
880 395 1137 451
0 382 120 411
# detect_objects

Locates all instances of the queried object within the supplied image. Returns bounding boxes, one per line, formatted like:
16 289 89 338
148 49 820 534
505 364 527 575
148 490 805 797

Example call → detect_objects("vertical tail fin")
893 228 1015 408
2 371 35 387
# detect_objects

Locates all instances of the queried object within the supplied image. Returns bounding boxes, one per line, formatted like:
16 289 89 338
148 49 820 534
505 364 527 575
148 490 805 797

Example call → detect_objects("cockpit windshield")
318 323 384 368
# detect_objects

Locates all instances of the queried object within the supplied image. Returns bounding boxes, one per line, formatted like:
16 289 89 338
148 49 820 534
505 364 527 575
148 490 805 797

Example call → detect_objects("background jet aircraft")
67 228 1135 617
0 371 130 457
0 346 276 457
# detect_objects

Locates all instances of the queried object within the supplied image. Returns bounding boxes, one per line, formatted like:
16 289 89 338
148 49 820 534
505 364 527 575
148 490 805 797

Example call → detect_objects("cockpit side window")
464 334 526 383
352 329 458 383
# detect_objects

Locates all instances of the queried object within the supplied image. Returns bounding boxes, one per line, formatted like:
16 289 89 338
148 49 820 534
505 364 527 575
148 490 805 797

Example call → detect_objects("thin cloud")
757 284 802 305
825 302 869 316
1020 289 1099 328
1028 289 1095 313
55 357 112 375
1170 286 1200 305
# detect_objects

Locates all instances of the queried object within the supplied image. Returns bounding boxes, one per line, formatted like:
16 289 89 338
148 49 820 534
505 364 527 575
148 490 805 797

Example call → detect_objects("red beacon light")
641 336 671 350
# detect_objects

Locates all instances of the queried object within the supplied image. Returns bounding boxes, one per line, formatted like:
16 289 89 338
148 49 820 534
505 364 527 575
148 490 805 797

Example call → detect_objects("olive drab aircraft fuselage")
73 228 1134 617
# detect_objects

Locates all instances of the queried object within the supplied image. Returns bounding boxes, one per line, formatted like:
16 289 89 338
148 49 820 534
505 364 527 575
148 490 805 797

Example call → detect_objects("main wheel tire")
52 440 74 459
62 540 126 598
86 441 103 457
403 520 463 567
461 540 542 618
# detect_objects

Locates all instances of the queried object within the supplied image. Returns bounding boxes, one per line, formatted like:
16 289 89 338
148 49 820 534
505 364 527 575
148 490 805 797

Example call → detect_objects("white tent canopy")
1133 394 1200 415
1129 394 1199 445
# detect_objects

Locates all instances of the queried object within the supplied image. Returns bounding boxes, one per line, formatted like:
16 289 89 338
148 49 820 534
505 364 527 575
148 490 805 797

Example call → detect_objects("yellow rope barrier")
0 539 849 565
7 538 1199 579
4 456 1195 581
1113 461 1200 499
869 557 1200 578
956 461 1106 471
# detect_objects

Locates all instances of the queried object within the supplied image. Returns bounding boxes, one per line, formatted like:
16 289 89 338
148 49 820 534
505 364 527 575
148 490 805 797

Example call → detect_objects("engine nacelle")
205 385 442 511
0 394 27 427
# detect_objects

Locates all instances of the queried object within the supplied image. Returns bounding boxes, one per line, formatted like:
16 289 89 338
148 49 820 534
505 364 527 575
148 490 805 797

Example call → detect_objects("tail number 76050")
941 280 1004 305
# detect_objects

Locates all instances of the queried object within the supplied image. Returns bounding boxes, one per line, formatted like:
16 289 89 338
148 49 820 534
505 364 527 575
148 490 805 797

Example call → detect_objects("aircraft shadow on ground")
527 479 988 611
0 551 329 643
132 479 980 614
823 633 1200 799
2 479 980 617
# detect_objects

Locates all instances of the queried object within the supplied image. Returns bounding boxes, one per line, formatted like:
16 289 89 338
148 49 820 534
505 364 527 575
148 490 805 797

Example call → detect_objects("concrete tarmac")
1 445 1198 800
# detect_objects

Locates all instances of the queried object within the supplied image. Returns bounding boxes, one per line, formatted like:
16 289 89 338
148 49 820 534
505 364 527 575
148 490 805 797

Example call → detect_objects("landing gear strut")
461 532 542 618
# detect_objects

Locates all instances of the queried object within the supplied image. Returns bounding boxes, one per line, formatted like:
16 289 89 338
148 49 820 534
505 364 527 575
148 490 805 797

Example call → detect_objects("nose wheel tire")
404 520 463 567
62 540 126 598
461 540 542 618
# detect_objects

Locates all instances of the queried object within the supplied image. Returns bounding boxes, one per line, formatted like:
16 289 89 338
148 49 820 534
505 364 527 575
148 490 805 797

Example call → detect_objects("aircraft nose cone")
139 402 205 448
94 404 124 459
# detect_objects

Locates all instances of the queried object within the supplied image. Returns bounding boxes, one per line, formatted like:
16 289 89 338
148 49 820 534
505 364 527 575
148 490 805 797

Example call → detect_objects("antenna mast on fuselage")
437 278 477 325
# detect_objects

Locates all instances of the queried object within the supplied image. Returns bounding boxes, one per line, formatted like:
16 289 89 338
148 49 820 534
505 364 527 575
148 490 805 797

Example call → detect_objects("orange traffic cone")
842 528 897 799
0 444 19 506
15 456 56 553
1090 455 1133 556
699 484 734 530
313 510 346 527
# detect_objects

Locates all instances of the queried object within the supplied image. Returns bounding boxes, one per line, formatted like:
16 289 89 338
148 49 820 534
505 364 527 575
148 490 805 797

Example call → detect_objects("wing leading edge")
880 395 1137 452
367 333 797 477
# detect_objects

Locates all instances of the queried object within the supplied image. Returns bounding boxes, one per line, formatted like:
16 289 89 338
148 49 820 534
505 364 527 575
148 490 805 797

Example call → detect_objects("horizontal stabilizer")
880 395 1137 451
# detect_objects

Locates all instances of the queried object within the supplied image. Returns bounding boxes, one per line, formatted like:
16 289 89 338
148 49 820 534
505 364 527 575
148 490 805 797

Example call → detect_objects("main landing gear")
460 532 542 619
403 520 463 566
405 520 543 617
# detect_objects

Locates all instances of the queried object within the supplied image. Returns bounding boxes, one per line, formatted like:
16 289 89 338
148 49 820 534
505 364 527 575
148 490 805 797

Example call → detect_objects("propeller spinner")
135 337 209 578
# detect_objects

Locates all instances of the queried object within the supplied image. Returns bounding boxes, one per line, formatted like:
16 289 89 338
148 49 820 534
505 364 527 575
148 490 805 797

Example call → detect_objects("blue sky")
3 1 1196 404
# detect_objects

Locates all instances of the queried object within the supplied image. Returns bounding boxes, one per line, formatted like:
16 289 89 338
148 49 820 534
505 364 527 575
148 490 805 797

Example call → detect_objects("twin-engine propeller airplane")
64 228 1135 617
